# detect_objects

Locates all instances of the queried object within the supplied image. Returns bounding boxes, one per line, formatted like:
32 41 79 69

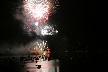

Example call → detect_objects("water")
0 51 108 72
0 55 60 72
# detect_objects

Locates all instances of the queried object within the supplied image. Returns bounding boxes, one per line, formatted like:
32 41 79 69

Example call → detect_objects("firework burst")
36 40 48 50
23 0 59 24
15 0 59 35
32 40 48 54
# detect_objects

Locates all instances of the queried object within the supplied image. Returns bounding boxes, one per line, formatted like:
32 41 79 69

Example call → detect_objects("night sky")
0 0 105 52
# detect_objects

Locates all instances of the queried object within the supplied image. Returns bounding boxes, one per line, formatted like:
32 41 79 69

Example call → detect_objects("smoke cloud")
0 39 45 54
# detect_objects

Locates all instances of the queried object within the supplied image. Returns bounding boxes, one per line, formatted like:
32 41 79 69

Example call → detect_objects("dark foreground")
0 51 108 72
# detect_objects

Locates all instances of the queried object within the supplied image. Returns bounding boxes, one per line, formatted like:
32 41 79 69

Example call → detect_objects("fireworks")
23 0 58 23
31 40 49 55
23 22 58 36
14 0 59 57
15 0 58 36
15 0 59 36
41 24 58 36
35 40 47 50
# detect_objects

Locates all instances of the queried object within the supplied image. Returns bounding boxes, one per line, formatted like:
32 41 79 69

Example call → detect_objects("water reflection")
23 59 59 72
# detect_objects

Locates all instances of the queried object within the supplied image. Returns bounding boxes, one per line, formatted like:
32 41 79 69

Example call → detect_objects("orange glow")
47 53 50 58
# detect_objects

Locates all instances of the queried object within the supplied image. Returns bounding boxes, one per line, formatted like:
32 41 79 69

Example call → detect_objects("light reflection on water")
23 60 59 72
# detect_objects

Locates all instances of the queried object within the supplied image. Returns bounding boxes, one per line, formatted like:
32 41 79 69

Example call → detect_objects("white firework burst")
41 24 58 36
36 40 48 50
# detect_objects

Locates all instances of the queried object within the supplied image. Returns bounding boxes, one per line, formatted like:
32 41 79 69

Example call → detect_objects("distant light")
65 51 68 52
6 49 9 50
35 22 38 26
71 58 72 59
40 48 42 51
56 30 58 33
100 50 102 51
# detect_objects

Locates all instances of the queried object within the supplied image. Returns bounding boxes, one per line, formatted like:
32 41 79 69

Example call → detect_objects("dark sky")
0 0 105 50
